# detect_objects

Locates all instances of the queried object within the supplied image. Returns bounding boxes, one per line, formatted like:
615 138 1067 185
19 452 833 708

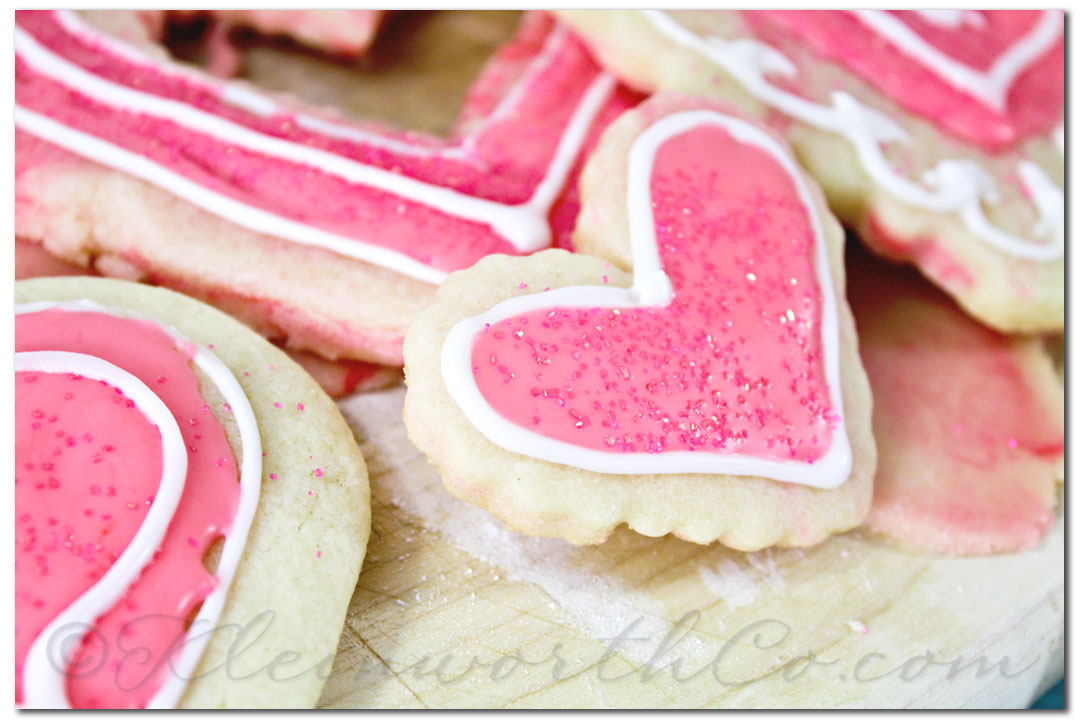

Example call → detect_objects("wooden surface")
318 386 1063 708
165 11 1064 708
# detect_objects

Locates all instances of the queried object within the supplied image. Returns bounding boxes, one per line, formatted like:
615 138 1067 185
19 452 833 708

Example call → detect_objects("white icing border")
15 301 263 709
441 110 852 489
640 10 1064 263
15 12 617 284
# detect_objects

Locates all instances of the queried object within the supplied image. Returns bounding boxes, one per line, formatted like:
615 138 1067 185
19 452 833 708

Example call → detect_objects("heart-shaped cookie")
404 94 874 548
15 11 639 365
14 10 614 281
557 10 1064 335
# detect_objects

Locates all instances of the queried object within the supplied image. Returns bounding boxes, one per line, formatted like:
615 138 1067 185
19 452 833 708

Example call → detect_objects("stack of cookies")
13 10 1064 708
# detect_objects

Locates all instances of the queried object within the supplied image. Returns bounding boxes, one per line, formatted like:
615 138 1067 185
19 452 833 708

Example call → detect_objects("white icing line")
640 10 1064 263
13 25 527 253
17 12 617 278
147 325 262 710
519 74 618 226
457 25 575 158
441 111 852 489
15 301 263 709
54 9 519 162
18 351 189 709
851 10 1061 112
13 106 449 285
219 83 277 117
911 10 987 31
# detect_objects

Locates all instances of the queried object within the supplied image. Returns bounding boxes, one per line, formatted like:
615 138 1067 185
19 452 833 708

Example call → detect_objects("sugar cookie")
15 10 637 365
849 251 1063 554
404 94 875 548
15 277 370 708
14 237 400 398
557 10 1064 333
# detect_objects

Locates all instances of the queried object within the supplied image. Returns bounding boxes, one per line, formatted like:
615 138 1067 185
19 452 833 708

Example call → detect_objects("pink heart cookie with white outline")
14 11 640 365
404 94 875 548
558 10 1063 334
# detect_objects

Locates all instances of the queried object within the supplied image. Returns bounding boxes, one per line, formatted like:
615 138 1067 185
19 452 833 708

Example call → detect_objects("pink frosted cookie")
15 277 370 708
849 251 1063 555
14 10 638 366
14 237 400 398
403 94 875 548
557 10 1064 334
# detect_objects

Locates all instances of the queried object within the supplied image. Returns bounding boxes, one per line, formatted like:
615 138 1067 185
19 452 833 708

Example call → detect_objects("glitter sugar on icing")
14 10 618 284
15 302 262 709
442 111 851 488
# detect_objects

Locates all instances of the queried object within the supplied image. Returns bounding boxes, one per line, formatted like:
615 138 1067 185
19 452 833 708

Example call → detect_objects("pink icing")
14 10 625 274
471 124 834 462
743 11 1064 153
15 372 160 705
15 308 242 708
849 253 1063 553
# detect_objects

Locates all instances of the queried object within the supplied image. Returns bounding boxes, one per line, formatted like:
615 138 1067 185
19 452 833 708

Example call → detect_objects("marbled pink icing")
471 124 834 462
849 253 1063 553
743 11 1064 153
15 308 241 708
15 10 623 274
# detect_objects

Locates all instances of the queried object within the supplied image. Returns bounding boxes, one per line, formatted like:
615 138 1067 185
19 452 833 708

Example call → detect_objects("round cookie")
403 94 875 549
15 276 370 708
556 10 1064 334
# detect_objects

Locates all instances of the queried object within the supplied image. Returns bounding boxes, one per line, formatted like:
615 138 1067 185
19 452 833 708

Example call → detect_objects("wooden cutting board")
318 385 1063 709
210 10 1062 708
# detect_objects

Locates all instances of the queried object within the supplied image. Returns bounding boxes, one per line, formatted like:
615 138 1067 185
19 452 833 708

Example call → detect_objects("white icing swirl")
640 10 1064 263
15 12 617 284
15 301 263 709
441 111 852 489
